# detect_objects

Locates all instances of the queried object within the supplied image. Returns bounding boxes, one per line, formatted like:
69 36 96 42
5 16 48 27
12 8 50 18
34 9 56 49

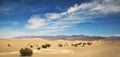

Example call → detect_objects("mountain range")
14 35 120 41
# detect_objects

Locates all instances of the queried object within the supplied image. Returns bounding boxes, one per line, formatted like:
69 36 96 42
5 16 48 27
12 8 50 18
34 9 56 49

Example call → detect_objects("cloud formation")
91 0 120 13
25 0 120 34
25 15 47 29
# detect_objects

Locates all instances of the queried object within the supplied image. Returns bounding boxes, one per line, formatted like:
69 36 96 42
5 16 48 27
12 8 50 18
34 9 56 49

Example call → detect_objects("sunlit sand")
0 38 120 57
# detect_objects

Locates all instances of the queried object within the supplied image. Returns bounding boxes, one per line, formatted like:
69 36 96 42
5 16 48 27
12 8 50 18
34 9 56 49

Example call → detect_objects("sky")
0 0 120 38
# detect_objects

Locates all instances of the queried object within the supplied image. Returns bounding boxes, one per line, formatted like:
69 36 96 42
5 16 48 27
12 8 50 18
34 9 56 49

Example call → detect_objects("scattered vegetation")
71 44 74 46
77 42 82 45
87 42 92 45
25 42 92 50
58 44 63 47
71 42 92 47
42 45 47 48
82 43 87 47
82 42 92 47
71 44 78 47
45 44 51 47
74 44 78 47
30 45 33 48
41 44 51 49
19 48 33 56
37 47 41 50
8 44 11 47
27 44 33 48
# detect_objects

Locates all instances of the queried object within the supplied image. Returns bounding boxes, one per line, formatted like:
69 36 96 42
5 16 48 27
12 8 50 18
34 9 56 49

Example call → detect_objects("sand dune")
0 38 120 57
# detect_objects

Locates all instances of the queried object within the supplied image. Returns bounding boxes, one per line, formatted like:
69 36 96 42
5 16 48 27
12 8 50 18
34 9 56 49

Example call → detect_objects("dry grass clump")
19 48 33 56
58 43 63 47
42 44 51 49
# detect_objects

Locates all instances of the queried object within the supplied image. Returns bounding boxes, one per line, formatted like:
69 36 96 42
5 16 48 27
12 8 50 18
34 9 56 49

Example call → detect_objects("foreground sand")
0 38 120 57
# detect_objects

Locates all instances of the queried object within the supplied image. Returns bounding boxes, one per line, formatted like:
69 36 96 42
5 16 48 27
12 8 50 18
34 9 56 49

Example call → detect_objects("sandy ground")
0 38 120 57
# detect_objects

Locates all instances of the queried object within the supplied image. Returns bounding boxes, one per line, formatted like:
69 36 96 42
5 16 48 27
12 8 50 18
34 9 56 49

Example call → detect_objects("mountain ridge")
14 35 120 40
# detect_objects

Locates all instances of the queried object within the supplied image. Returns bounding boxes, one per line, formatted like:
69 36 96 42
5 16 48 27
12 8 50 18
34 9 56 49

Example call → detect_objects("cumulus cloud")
25 15 47 29
25 0 120 33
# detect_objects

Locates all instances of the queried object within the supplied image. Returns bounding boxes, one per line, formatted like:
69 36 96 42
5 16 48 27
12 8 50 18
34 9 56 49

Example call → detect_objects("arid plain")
0 38 120 57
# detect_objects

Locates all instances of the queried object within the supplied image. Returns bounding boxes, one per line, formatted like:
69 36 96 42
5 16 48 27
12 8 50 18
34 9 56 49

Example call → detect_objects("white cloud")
25 15 47 29
91 0 120 13
67 4 80 13
25 0 120 34
44 2 97 20
45 13 61 19
45 0 120 21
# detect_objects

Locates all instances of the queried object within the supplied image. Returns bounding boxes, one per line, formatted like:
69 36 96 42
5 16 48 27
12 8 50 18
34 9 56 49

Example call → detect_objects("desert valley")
0 37 120 57
0 0 120 57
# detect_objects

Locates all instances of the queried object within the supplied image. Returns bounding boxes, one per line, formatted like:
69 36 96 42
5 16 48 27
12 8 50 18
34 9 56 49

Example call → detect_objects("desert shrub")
41 44 51 49
74 44 78 47
19 48 33 56
87 42 92 45
71 44 74 46
30 45 33 48
82 43 87 47
71 44 78 47
37 47 40 50
58 44 63 47
45 44 51 47
77 42 82 45
8 44 11 47
42 45 47 49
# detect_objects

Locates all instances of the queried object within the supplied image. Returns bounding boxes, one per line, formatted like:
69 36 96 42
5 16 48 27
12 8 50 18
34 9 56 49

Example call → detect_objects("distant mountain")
14 35 120 40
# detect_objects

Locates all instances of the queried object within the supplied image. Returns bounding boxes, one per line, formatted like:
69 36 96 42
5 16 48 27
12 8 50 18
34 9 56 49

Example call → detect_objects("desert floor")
0 38 120 57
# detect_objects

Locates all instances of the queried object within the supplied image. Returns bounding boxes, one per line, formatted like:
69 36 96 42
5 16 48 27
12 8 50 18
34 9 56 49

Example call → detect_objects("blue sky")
0 0 120 38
